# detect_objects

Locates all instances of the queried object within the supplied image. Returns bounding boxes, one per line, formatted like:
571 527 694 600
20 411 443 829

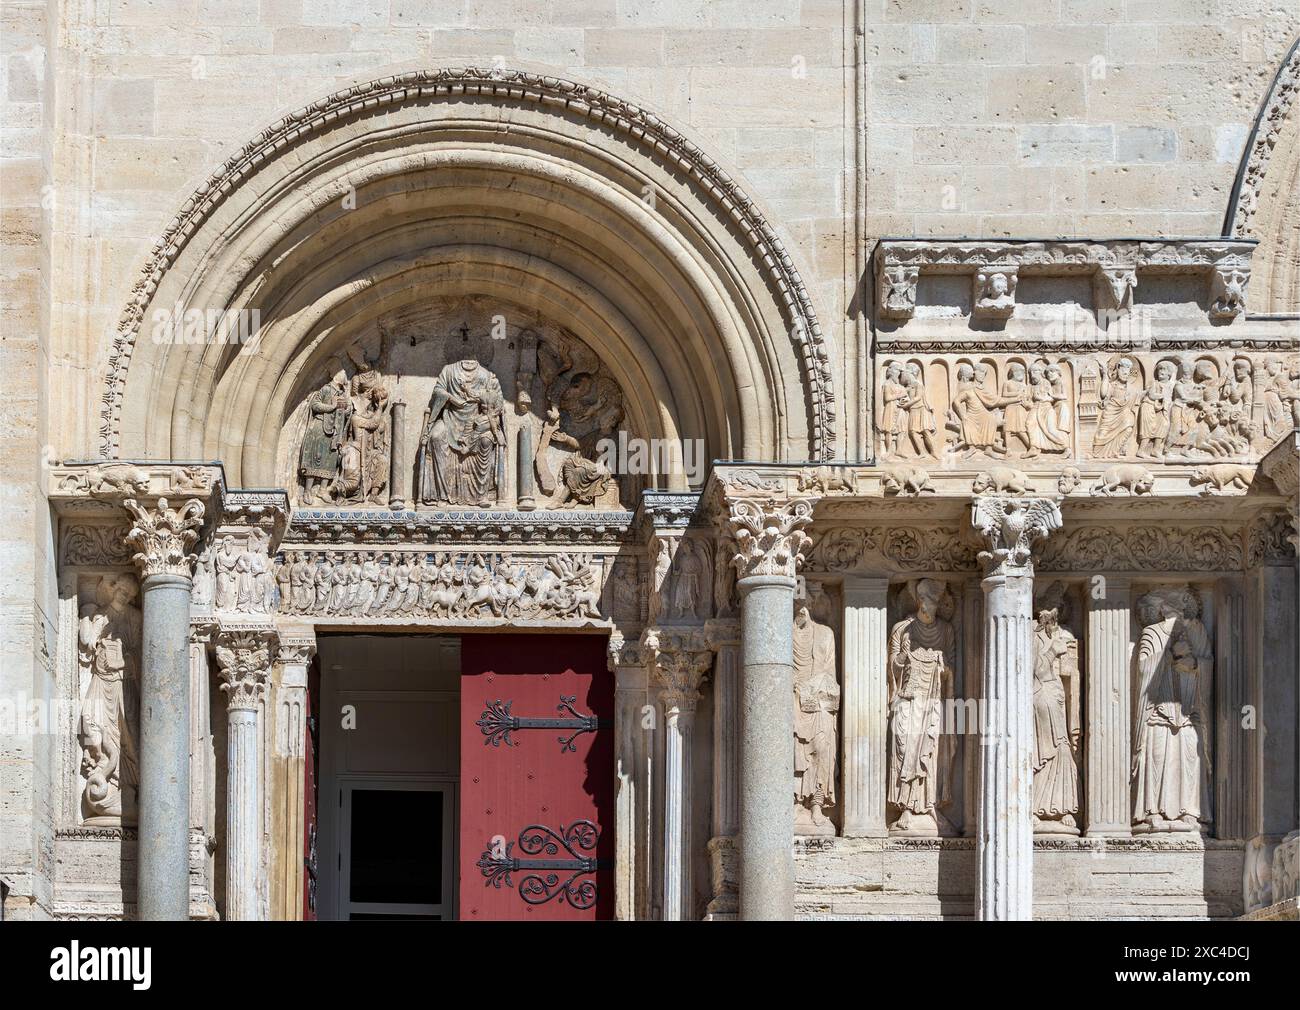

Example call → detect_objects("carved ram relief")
877 352 1300 464
284 298 638 512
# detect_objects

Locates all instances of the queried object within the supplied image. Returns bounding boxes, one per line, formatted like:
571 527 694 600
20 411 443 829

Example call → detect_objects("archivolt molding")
1227 36 1300 240
99 67 836 463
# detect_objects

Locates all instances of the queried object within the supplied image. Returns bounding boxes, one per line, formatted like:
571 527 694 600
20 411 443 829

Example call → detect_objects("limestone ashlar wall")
34 1 1296 459
0 0 56 921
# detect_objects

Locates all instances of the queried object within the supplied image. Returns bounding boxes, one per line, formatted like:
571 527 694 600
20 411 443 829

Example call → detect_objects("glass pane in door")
349 788 442 905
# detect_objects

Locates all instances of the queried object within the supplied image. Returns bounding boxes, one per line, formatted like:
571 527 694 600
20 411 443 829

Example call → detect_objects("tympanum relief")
1132 585 1214 834
877 352 1300 464
77 573 142 825
286 301 635 511
887 578 958 836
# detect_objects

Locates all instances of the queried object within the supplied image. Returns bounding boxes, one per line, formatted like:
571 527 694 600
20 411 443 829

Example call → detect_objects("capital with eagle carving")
970 496 1063 579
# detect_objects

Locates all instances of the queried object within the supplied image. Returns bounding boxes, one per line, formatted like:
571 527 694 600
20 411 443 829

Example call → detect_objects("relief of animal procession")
287 298 639 512
876 351 1300 473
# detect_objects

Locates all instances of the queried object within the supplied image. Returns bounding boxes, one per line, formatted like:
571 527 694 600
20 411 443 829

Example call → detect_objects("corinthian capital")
215 628 276 712
644 628 711 712
123 497 205 579
725 498 814 581
971 496 1062 579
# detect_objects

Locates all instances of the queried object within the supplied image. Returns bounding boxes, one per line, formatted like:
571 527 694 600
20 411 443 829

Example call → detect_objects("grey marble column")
215 627 277 921
650 635 710 921
1084 575 1132 837
726 497 813 922
971 496 1061 922
125 497 206 921
841 577 889 837
388 401 408 509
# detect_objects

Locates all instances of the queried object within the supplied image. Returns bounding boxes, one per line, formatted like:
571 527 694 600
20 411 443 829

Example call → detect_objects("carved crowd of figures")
299 345 393 506
192 531 278 614
879 353 1300 462
275 550 602 620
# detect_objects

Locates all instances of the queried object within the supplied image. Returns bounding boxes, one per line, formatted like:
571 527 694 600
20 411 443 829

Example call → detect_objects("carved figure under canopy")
78 574 142 824
1092 355 1142 457
793 602 840 834
887 579 957 835
1132 586 1213 833
418 358 506 507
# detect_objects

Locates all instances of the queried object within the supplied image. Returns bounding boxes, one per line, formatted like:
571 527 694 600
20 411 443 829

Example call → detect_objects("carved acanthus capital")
277 637 316 668
123 497 205 580
725 498 814 582
215 627 277 712
971 496 1062 579
645 629 712 712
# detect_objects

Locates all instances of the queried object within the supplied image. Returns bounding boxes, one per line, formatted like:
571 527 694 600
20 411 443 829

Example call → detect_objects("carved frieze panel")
284 298 641 513
1039 524 1245 573
804 525 979 575
60 524 134 567
274 548 615 625
877 351 1298 466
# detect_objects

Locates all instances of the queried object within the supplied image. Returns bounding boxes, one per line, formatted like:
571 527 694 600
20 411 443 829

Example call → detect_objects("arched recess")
1225 37 1300 313
103 68 838 488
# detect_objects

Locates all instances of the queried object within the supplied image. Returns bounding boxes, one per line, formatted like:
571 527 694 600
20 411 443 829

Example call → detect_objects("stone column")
841 577 889 837
388 401 408 509
649 632 711 921
705 618 741 915
272 629 315 921
970 496 1062 921
726 497 813 921
124 496 206 921
608 636 649 920
1084 575 1133 837
215 626 277 921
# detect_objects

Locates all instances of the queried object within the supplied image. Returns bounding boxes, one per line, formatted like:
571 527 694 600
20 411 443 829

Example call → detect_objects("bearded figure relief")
77 574 143 824
793 602 840 835
887 578 957 836
1032 581 1081 834
1133 585 1214 833
418 357 506 507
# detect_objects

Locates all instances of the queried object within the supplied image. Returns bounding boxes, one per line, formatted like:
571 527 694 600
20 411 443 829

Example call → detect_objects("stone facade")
2 3 1298 921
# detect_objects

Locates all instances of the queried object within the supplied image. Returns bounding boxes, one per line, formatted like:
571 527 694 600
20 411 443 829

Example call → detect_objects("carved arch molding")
102 67 837 478
1227 36 1300 313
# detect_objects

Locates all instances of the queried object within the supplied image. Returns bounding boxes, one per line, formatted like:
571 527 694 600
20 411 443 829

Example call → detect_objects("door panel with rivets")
459 633 614 921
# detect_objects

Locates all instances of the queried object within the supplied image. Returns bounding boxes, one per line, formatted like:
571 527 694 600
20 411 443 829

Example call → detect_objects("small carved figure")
1092 355 1142 457
1190 464 1252 494
972 466 1032 495
1090 463 1154 496
1056 466 1082 495
879 362 908 457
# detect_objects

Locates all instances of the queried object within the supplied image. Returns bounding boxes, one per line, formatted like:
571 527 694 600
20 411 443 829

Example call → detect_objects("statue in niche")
1092 355 1142 457
1032 581 1080 834
793 601 839 835
947 362 1006 457
418 356 506 507
878 362 908 457
887 579 957 835
534 335 626 507
77 574 142 824
1133 586 1213 833
299 380 351 504
670 537 704 620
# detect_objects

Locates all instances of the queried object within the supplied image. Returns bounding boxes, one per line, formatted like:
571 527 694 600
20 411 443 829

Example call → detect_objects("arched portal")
104 68 838 486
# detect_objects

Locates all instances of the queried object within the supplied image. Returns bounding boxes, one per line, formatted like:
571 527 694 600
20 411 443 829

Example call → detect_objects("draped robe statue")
78 574 142 824
793 603 840 834
418 359 506 507
887 579 957 835
1132 587 1213 833
1032 583 1080 833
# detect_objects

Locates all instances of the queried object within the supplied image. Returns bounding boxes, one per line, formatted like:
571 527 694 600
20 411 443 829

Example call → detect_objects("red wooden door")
459 633 614 921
